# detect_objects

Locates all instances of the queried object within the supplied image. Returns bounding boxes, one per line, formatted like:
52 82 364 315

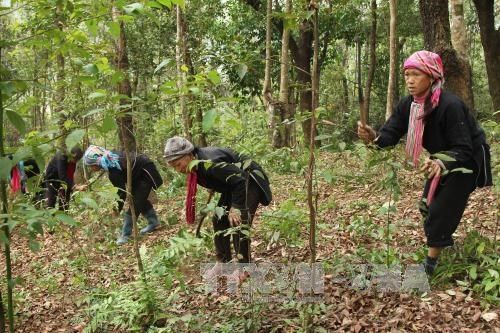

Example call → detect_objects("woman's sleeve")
56 153 72 187
439 102 473 170
109 171 127 212
206 163 247 209
375 101 408 148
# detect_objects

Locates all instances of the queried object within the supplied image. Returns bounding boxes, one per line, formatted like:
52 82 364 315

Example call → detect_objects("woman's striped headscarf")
83 145 122 171
403 50 444 109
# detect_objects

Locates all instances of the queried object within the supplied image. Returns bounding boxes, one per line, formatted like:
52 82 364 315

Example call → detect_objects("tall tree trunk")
182 20 206 147
54 3 67 148
362 0 377 123
278 0 292 148
112 8 142 274
0 288 4 333
449 0 469 60
112 8 136 152
308 0 319 265
176 6 191 141
262 0 278 146
385 0 397 120
0 46 14 333
419 0 474 112
341 43 349 122
355 36 366 125
394 37 406 104
472 0 500 113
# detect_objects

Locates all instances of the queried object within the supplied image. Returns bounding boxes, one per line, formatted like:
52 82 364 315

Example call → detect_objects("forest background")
0 0 498 332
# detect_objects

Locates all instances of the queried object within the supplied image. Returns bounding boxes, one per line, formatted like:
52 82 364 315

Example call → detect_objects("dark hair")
71 146 84 160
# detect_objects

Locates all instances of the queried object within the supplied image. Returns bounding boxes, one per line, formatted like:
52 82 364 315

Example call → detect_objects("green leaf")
88 90 107 100
154 59 170 74
469 265 477 280
432 153 456 162
157 0 172 8
338 142 346 151
56 213 77 226
83 63 99 75
207 70 221 85
6 110 26 135
81 197 98 209
202 109 217 131
314 134 331 141
86 20 98 37
215 207 225 219
450 167 473 174
65 129 85 150
101 115 117 133
236 63 247 80
108 21 121 38
484 280 497 292
146 1 164 9
171 0 185 9
0 157 12 181
124 3 144 14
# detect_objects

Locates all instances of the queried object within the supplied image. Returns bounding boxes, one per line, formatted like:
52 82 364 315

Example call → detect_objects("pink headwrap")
403 50 444 109
403 51 445 206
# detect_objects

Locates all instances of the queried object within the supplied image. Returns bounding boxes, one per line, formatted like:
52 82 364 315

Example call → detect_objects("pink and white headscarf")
403 51 444 205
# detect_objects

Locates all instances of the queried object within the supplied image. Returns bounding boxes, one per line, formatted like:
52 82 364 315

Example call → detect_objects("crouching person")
44 147 84 211
83 145 163 245
163 137 272 264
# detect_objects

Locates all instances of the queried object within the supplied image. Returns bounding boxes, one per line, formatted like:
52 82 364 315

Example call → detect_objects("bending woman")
163 137 272 264
358 50 492 274
83 145 163 245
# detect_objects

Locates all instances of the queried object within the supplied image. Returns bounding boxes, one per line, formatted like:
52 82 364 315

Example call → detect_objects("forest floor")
2 150 499 333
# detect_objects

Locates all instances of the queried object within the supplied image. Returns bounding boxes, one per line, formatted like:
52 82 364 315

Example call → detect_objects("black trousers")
212 179 263 263
129 180 153 216
46 181 72 211
421 159 478 247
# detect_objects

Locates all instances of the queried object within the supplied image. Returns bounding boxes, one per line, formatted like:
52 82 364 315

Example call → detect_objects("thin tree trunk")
112 8 136 152
385 0 397 120
471 0 500 114
278 0 292 148
450 0 469 60
176 6 191 141
262 0 278 147
308 1 319 265
0 288 4 333
362 0 377 123
419 0 475 112
341 43 349 122
394 37 406 104
54 3 67 148
0 46 14 333
356 36 366 126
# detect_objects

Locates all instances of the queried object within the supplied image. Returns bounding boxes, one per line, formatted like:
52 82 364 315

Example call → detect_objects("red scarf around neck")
186 171 198 224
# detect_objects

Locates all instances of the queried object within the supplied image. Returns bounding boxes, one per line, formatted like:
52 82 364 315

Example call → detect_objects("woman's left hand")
228 207 242 227
420 158 441 179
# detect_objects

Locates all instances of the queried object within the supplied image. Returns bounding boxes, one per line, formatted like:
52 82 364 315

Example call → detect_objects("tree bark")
262 0 276 146
385 0 397 120
54 3 67 148
278 0 292 148
472 0 500 113
355 36 366 126
112 8 136 152
308 0 319 265
362 0 377 123
419 0 474 112
176 6 192 141
449 0 469 60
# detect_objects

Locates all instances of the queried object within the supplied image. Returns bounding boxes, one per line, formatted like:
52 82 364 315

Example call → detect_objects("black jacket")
376 91 492 187
44 152 76 187
107 152 163 212
194 147 272 209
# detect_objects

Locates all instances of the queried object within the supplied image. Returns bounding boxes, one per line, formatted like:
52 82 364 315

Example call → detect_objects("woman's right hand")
357 121 376 144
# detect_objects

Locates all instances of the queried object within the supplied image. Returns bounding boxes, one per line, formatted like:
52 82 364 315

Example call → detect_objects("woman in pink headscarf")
358 50 492 274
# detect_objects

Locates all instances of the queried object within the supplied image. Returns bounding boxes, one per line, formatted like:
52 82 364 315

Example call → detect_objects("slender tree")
0 46 14 333
471 0 500 113
308 0 319 265
385 0 398 120
419 0 474 111
277 0 292 148
362 0 377 123
176 5 192 141
112 7 136 152
262 0 277 146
